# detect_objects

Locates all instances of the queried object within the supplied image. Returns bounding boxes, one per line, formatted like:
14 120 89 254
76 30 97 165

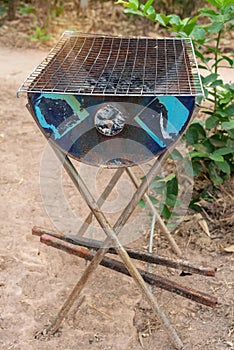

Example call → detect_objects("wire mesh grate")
18 31 204 96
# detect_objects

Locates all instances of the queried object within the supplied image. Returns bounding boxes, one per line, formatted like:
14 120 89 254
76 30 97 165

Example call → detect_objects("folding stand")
32 141 217 350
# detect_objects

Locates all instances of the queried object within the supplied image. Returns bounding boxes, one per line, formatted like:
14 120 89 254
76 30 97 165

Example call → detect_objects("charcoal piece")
94 104 125 136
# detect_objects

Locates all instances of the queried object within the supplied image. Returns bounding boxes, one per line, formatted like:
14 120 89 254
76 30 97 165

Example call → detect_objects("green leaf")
167 176 178 196
203 86 210 98
209 154 224 161
194 49 205 61
225 104 234 117
207 22 224 33
223 0 234 7
206 46 221 53
167 14 181 25
227 138 234 150
166 193 177 207
206 0 223 9
150 179 167 189
36 27 41 35
143 0 154 14
202 73 219 85
192 161 202 176
154 186 165 195
194 49 209 62
193 143 209 154
208 163 224 186
170 149 184 160
146 6 156 19
174 198 182 208
205 115 220 130
115 0 127 5
124 8 143 15
227 129 234 139
222 120 234 130
138 199 146 208
210 79 223 87
181 17 190 25
203 139 215 153
219 96 232 105
129 0 139 9
148 195 159 205
185 122 206 145
155 13 170 26
217 55 234 67
154 174 176 183
198 64 209 70
215 160 231 173
212 147 233 155
189 198 202 212
19 5 36 14
166 222 178 230
182 17 199 35
161 204 172 220
185 126 199 144
199 8 218 16
185 159 194 176
115 0 138 9
190 151 207 158
209 134 227 147
164 174 176 183
214 109 228 118
193 139 214 155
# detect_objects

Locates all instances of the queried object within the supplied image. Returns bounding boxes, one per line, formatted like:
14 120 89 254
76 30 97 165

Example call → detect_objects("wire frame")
18 31 204 97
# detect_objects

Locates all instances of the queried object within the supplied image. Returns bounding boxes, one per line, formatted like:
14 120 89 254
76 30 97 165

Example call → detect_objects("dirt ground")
0 8 234 350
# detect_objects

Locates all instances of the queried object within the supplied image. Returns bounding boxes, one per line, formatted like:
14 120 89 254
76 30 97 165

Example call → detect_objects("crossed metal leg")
41 142 185 350
77 162 181 256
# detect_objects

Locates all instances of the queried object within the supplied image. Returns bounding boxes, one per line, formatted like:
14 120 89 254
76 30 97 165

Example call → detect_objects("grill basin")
19 31 203 167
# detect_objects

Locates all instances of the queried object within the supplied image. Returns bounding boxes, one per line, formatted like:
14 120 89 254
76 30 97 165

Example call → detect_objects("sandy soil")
0 42 233 350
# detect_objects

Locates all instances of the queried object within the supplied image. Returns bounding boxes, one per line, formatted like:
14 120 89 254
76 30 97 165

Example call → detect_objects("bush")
116 0 234 221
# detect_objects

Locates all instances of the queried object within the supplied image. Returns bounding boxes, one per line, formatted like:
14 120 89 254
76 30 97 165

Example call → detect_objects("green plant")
0 3 8 19
139 172 181 226
50 0 64 19
184 83 234 186
139 145 196 226
28 26 51 41
116 0 234 220
18 3 36 15
154 0 204 18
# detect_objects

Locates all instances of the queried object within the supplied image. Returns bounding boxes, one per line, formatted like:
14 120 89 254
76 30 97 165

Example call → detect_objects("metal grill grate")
18 31 203 96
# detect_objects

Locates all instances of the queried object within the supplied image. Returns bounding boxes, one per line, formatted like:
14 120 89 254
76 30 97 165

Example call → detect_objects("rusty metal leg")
32 226 217 277
125 167 182 257
45 143 184 350
77 168 124 236
39 233 217 308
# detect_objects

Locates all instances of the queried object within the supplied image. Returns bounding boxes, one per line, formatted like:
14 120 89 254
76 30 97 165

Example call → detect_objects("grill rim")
18 31 204 97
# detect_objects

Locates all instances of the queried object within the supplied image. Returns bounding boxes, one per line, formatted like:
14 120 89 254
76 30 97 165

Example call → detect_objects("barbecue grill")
18 31 203 168
18 32 214 350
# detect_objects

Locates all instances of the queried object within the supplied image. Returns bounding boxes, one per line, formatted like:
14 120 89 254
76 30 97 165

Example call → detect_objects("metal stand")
33 141 217 350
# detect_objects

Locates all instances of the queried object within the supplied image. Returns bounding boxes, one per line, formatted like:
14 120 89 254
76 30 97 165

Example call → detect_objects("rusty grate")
18 31 203 96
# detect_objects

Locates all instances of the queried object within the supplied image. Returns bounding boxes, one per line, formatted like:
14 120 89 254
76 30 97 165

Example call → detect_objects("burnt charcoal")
78 70 156 94
99 76 107 83
106 83 115 90
87 77 97 87
96 83 107 90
